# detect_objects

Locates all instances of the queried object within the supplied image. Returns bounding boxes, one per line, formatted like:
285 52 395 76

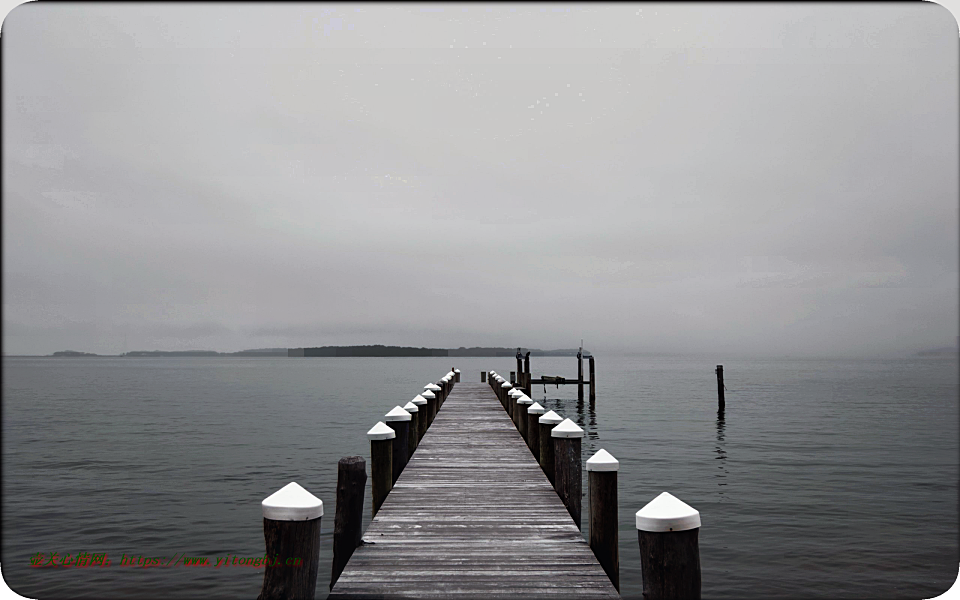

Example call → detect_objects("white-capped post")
552 418 585 529
507 388 521 423
259 482 323 600
403 401 419 454
454 368 461 383
367 422 395 517
501 381 513 416
636 492 702 600
587 449 619 591
538 410 563 486
423 384 440 424
411 395 428 441
384 406 412 483
526 402 545 459
516 394 533 440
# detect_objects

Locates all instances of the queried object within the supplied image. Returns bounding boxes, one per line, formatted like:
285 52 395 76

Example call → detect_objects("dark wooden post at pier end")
258 482 323 600
481 371 486 383
577 349 584 402
367 422 394 517
330 457 365 591
636 492 702 600
589 355 596 403
587 449 619 591
552 418 584 529
716 365 725 411
523 352 531 396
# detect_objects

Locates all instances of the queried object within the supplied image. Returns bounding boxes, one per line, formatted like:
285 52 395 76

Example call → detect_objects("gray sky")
2 2 958 357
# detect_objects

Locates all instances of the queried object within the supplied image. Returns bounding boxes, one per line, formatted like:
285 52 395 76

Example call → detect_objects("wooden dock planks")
329 383 620 599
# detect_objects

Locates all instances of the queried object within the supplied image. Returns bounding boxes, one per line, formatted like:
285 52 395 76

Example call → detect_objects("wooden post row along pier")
257 365 703 599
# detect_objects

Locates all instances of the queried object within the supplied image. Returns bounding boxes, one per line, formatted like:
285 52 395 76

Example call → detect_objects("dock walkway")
328 382 620 598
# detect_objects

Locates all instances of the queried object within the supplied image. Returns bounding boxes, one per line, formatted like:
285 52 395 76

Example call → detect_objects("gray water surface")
2 355 957 599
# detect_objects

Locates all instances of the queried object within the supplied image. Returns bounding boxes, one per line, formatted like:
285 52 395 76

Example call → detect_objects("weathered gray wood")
589 470 618 591
639 529 701 600
331 456 366 591
258 517 321 600
370 438 392 518
330 383 619 599
554 436 582 529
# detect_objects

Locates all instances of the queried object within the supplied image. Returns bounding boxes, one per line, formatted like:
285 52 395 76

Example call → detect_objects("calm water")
2 355 957 599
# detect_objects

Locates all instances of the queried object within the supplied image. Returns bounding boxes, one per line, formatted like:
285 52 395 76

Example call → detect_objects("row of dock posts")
255 367 460 600
488 369 702 600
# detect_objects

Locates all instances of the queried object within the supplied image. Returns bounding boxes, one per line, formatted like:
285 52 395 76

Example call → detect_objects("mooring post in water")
552 418 584 529
577 349 584 402
384 406 411 483
716 365 724 411
367 422 394 517
403 402 419 454
258 482 322 600
510 371 516 384
636 492 702 600
330 457 365 591
524 352 532 396
538 410 563 487
527 402 545 458
481 371 486 383
422 388 438 426
516 393 533 441
589 355 596 403
587 449 619 591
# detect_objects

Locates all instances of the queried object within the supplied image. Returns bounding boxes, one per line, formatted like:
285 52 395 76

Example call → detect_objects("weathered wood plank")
329 383 619 599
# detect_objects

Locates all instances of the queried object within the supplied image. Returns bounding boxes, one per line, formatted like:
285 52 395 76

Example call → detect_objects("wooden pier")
328 382 620 599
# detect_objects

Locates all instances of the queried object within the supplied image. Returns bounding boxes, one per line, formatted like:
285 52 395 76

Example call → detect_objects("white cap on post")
442 375 451 381
262 482 323 521
454 368 460 373
385 406 412 421
551 418 584 438
635 492 701 532
586 449 619 472
516 394 533 405
527 402 545 415
411 394 428 406
508 388 521 398
403 401 419 413
421 390 436 399
539 410 563 425
501 381 512 389
424 383 441 391
367 421 396 440
446 371 455 378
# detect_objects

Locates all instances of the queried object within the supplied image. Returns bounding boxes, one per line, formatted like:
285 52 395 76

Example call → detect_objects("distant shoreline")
36 346 587 358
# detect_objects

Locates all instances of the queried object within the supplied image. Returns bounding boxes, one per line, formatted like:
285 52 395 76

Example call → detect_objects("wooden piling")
523 352 531 396
508 389 521 427
510 370 516 384
527 402 545 458
384 406 411 483
502 381 513 418
403 402 419 454
578 350 584 402
422 389 437 426
411 394 428 441
330 457 365 591
454 368 461 383
258 482 323 600
636 492 702 600
516 393 533 441
587 449 619 591
589 356 596 403
715 365 724 411
538 410 563 487
367 422 394 517
552 418 584 529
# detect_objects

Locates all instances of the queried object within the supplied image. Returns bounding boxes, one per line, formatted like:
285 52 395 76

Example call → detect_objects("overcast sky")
2 3 958 357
